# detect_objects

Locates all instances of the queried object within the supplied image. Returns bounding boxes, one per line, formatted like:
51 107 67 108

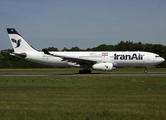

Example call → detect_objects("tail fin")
6 28 37 52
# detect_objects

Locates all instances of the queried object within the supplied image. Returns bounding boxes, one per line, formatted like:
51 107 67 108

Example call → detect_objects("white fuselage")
24 51 164 68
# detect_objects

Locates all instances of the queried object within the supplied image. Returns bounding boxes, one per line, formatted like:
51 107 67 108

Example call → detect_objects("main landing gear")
79 69 92 74
144 67 148 73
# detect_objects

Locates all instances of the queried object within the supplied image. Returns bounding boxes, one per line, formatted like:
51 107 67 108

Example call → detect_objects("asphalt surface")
0 73 166 76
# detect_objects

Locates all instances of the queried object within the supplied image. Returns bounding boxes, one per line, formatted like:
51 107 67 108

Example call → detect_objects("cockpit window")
155 55 160 58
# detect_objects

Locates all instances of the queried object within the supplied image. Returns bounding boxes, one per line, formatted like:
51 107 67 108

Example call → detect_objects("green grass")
0 76 166 120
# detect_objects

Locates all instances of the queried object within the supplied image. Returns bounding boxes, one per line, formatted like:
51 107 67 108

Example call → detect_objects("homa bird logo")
11 39 21 48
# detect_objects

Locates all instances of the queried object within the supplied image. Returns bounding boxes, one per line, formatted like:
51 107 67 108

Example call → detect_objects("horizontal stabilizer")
2 51 27 58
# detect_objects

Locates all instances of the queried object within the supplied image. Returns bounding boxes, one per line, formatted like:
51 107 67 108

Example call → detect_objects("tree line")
0 41 166 68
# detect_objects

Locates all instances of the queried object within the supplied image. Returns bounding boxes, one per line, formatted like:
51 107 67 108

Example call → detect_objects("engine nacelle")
92 63 114 71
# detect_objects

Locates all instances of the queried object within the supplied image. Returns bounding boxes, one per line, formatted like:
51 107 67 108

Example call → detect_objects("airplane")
6 28 165 74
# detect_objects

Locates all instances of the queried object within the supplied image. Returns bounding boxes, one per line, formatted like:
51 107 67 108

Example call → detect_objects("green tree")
43 47 59 51
115 41 127 51
0 41 166 68
69 46 82 51
61 47 69 51
86 44 115 51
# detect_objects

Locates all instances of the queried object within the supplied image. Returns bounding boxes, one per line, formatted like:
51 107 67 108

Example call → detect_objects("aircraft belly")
26 54 67 67
115 60 146 67
40 57 68 67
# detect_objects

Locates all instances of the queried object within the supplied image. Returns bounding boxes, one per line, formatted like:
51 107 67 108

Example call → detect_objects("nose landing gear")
144 67 148 73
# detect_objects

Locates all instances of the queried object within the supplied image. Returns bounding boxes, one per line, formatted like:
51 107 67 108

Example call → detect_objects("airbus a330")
6 28 165 73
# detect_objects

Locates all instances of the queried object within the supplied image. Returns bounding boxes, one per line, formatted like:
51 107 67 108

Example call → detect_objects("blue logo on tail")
11 39 21 48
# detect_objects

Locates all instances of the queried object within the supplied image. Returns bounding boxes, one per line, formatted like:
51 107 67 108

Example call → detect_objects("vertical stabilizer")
6 28 37 52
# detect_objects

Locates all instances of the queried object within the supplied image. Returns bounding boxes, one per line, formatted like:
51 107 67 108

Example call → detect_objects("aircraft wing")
42 49 97 65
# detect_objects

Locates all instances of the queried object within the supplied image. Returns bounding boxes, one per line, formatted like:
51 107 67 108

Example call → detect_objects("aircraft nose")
161 57 165 62
155 57 165 64
159 57 165 63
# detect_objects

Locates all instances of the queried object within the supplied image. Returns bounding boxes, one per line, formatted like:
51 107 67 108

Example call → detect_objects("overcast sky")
1 0 166 51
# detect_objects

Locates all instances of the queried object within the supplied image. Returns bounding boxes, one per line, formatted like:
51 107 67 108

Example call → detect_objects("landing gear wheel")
86 70 91 74
144 70 148 73
79 70 91 74
79 70 84 74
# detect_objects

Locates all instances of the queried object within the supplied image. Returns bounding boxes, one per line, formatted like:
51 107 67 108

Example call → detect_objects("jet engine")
92 63 114 71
